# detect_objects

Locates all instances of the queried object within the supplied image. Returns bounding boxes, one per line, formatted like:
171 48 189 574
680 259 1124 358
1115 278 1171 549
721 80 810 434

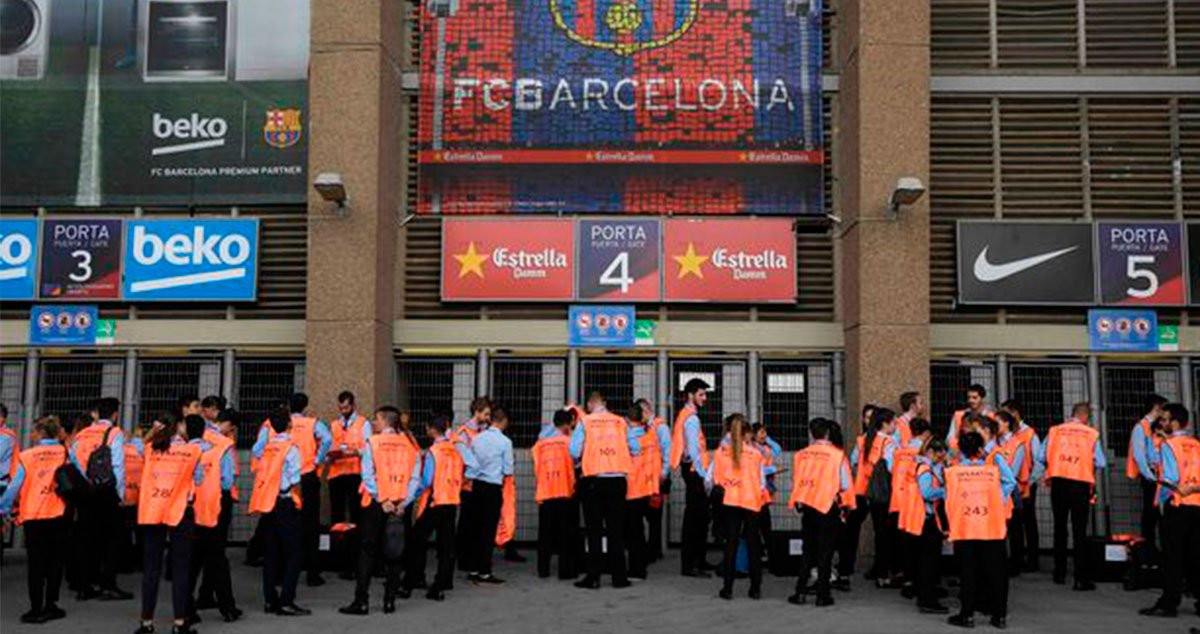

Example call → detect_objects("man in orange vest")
946 431 1015 630
947 384 996 452
625 402 667 580
895 391 925 446
1128 394 1167 552
1000 399 1043 573
533 409 579 579
188 406 240 623
636 397 670 563
1037 401 1106 591
570 391 641 589
1140 403 1200 619
339 406 422 616
454 396 492 574
674 378 713 577
71 396 133 601
0 416 70 624
250 409 309 617
787 417 853 607
327 391 369 530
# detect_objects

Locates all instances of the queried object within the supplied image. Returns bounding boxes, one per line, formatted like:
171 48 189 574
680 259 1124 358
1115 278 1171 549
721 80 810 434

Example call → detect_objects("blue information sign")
0 218 39 301
568 305 636 348
123 219 260 301
30 305 99 347
1088 309 1158 352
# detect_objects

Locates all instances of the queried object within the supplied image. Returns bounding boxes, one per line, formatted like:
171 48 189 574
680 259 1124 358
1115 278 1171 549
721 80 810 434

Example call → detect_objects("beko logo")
152 113 229 156
129 225 250 292
0 232 34 281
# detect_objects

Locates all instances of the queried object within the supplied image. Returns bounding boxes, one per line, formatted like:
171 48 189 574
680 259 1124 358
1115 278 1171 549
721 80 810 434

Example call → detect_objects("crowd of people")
0 380 1197 633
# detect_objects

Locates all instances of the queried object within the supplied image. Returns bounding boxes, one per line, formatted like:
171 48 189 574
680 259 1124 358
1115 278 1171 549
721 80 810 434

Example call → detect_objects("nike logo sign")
973 245 1078 282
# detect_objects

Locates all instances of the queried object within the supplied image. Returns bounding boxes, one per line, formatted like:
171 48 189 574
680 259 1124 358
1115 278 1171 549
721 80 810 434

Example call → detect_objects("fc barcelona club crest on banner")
263 108 304 149
550 0 699 56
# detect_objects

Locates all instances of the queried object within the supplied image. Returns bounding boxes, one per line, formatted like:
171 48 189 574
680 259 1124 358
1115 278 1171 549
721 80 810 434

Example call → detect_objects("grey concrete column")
567 349 580 404
657 350 670 422
222 349 236 404
122 349 138 431
476 348 489 397
22 349 39 440
747 351 760 423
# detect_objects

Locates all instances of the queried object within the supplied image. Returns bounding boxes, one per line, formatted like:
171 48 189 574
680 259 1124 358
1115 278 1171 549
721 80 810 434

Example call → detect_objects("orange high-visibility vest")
249 439 301 515
670 407 709 473
1162 435 1200 507
788 444 845 514
900 461 937 536
1045 421 1100 484
1126 417 1162 480
495 476 517 546
1004 426 1036 498
580 412 633 477
329 414 369 479
430 440 465 507
73 423 122 473
138 443 202 527
229 440 240 502
627 426 663 500
950 409 998 452
193 440 228 528
14 444 68 524
712 444 764 512
359 432 420 507
853 433 891 497
944 464 1007 541
889 444 920 513
532 434 575 503
289 417 320 475
124 443 144 506
896 414 914 447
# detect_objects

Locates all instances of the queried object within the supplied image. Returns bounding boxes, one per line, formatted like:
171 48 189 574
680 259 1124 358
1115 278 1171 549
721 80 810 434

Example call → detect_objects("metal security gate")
134 359 222 426
930 361 996 438
579 358 656 413
38 359 124 427
1008 362 1088 549
1100 365 1179 537
0 360 26 442
397 358 476 428
760 359 834 531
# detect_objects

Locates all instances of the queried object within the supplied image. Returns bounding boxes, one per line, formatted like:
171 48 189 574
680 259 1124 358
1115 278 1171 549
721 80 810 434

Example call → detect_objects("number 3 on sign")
600 252 633 294
69 250 93 283
1126 255 1158 299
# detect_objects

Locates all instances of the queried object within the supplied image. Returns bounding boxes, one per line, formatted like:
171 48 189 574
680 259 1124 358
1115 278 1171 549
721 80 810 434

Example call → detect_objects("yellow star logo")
673 243 708 279
453 242 488 279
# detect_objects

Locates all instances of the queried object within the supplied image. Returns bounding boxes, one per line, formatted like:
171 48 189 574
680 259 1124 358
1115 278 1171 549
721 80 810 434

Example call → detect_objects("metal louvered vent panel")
1180 1 1200 68
999 98 1084 216
1182 99 1200 214
1084 0 1170 68
931 97 995 220
932 0 992 70
996 0 1078 67
1087 98 1175 218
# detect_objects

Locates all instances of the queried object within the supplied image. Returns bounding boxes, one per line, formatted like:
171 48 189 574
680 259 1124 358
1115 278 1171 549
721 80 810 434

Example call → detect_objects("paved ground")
0 548 1191 634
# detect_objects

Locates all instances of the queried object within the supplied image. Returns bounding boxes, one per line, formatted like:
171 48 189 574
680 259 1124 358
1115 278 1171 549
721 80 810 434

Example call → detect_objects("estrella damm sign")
549 0 698 57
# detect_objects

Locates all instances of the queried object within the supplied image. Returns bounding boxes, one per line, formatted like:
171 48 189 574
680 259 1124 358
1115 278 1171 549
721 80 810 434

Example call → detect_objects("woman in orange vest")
625 402 667 580
786 417 853 608
706 413 766 601
860 407 899 587
1140 403 1200 619
945 431 1015 630
137 415 205 634
249 409 308 616
837 404 876 585
1037 402 1106 590
533 409 579 579
122 419 153 574
751 422 782 567
0 416 70 624
909 438 949 615
408 414 478 601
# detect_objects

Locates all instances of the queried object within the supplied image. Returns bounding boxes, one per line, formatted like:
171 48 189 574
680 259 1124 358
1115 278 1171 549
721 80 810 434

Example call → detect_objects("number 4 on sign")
600 252 633 294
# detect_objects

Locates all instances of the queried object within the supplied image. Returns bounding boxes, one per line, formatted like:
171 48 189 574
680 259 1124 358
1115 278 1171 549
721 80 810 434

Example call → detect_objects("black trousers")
1139 477 1160 550
955 539 1008 619
719 505 762 592
797 505 837 598
328 474 363 526
455 488 478 572
471 481 503 576
1050 478 1091 582
915 516 943 607
680 466 710 574
65 504 87 591
581 476 628 583
191 492 236 612
838 496 869 576
121 506 139 572
868 500 895 578
141 513 195 621
1018 485 1040 568
758 504 773 560
24 517 66 612
537 498 579 579
354 502 403 602
299 472 321 579
409 504 457 591
1158 505 1200 609
647 493 664 561
261 498 303 607
82 489 123 590
625 497 650 578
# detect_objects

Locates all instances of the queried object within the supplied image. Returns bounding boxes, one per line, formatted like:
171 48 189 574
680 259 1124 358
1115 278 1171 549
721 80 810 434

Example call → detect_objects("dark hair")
1072 402 1090 417
959 431 985 459
1145 394 1168 415
201 395 226 410
288 393 309 415
900 392 920 412
269 408 291 434
586 390 605 405
995 410 1017 431
809 417 831 440
635 398 652 411
1000 399 1023 419
909 417 930 438
491 407 509 424
628 403 645 423
177 395 200 413
683 378 710 396
470 397 491 415
964 411 985 428
0 403 7 418
828 421 845 449
924 438 948 454
216 408 239 425
185 414 206 440
980 416 1000 439
338 391 355 405
863 408 895 466
428 414 451 434
1165 403 1190 428
94 397 120 421
149 413 179 452
33 415 61 440
553 409 574 428
861 404 876 419
967 384 987 399
375 405 401 430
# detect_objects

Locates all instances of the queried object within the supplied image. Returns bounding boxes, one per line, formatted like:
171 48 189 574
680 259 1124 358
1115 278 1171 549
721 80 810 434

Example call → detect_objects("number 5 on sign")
1125 255 1157 299
577 219 662 302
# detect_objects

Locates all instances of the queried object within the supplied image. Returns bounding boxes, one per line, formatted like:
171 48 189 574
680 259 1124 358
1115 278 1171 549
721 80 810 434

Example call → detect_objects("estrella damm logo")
550 0 699 57
263 108 303 149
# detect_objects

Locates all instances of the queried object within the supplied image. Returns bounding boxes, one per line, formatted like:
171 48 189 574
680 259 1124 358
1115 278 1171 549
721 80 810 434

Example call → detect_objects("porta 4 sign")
123 219 260 301
0 218 39 301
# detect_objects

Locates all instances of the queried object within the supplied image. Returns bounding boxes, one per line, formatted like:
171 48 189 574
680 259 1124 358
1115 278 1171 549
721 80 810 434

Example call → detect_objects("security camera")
314 172 349 214
889 177 926 215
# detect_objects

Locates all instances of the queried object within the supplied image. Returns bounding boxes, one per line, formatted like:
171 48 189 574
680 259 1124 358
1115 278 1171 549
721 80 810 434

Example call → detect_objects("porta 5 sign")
122 219 260 301
0 219 39 300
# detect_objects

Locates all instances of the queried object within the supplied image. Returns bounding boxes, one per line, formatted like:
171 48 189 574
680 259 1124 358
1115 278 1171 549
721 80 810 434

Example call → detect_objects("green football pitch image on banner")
1 0 309 206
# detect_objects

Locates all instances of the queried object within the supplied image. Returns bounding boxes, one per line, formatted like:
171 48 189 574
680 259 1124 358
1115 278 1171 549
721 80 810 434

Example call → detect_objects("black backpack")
867 456 892 504
53 448 89 504
85 426 117 492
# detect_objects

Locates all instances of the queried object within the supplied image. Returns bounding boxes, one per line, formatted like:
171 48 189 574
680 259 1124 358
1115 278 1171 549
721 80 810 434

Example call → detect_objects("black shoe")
831 578 851 592
991 616 1007 629
815 595 835 607
170 626 196 634
876 578 901 590
76 587 100 601
184 612 201 627
194 597 218 611
748 588 761 600
265 602 280 614
276 604 312 616
719 587 733 600
574 577 601 589
919 603 950 615
612 579 632 589
863 570 879 581
338 570 355 581
339 600 369 616
397 588 413 600
1052 573 1066 585
948 614 975 628
20 610 46 624
629 570 648 580
787 593 807 605
220 607 243 623
383 596 396 614
133 624 155 634
306 575 326 587
1072 580 1096 592
681 569 711 578
100 587 134 601
42 604 66 621
504 549 527 563
1139 604 1177 618
901 584 916 599
475 574 505 585
936 586 950 599
425 589 446 602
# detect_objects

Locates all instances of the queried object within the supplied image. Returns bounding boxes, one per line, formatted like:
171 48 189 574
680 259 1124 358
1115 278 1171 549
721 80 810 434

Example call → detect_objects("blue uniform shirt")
1130 417 1161 482
917 458 946 516
470 426 514 486
681 409 708 477
0 427 15 484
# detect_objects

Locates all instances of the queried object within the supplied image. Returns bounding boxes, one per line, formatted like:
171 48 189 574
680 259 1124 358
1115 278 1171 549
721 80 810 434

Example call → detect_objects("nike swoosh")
973 245 1079 282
